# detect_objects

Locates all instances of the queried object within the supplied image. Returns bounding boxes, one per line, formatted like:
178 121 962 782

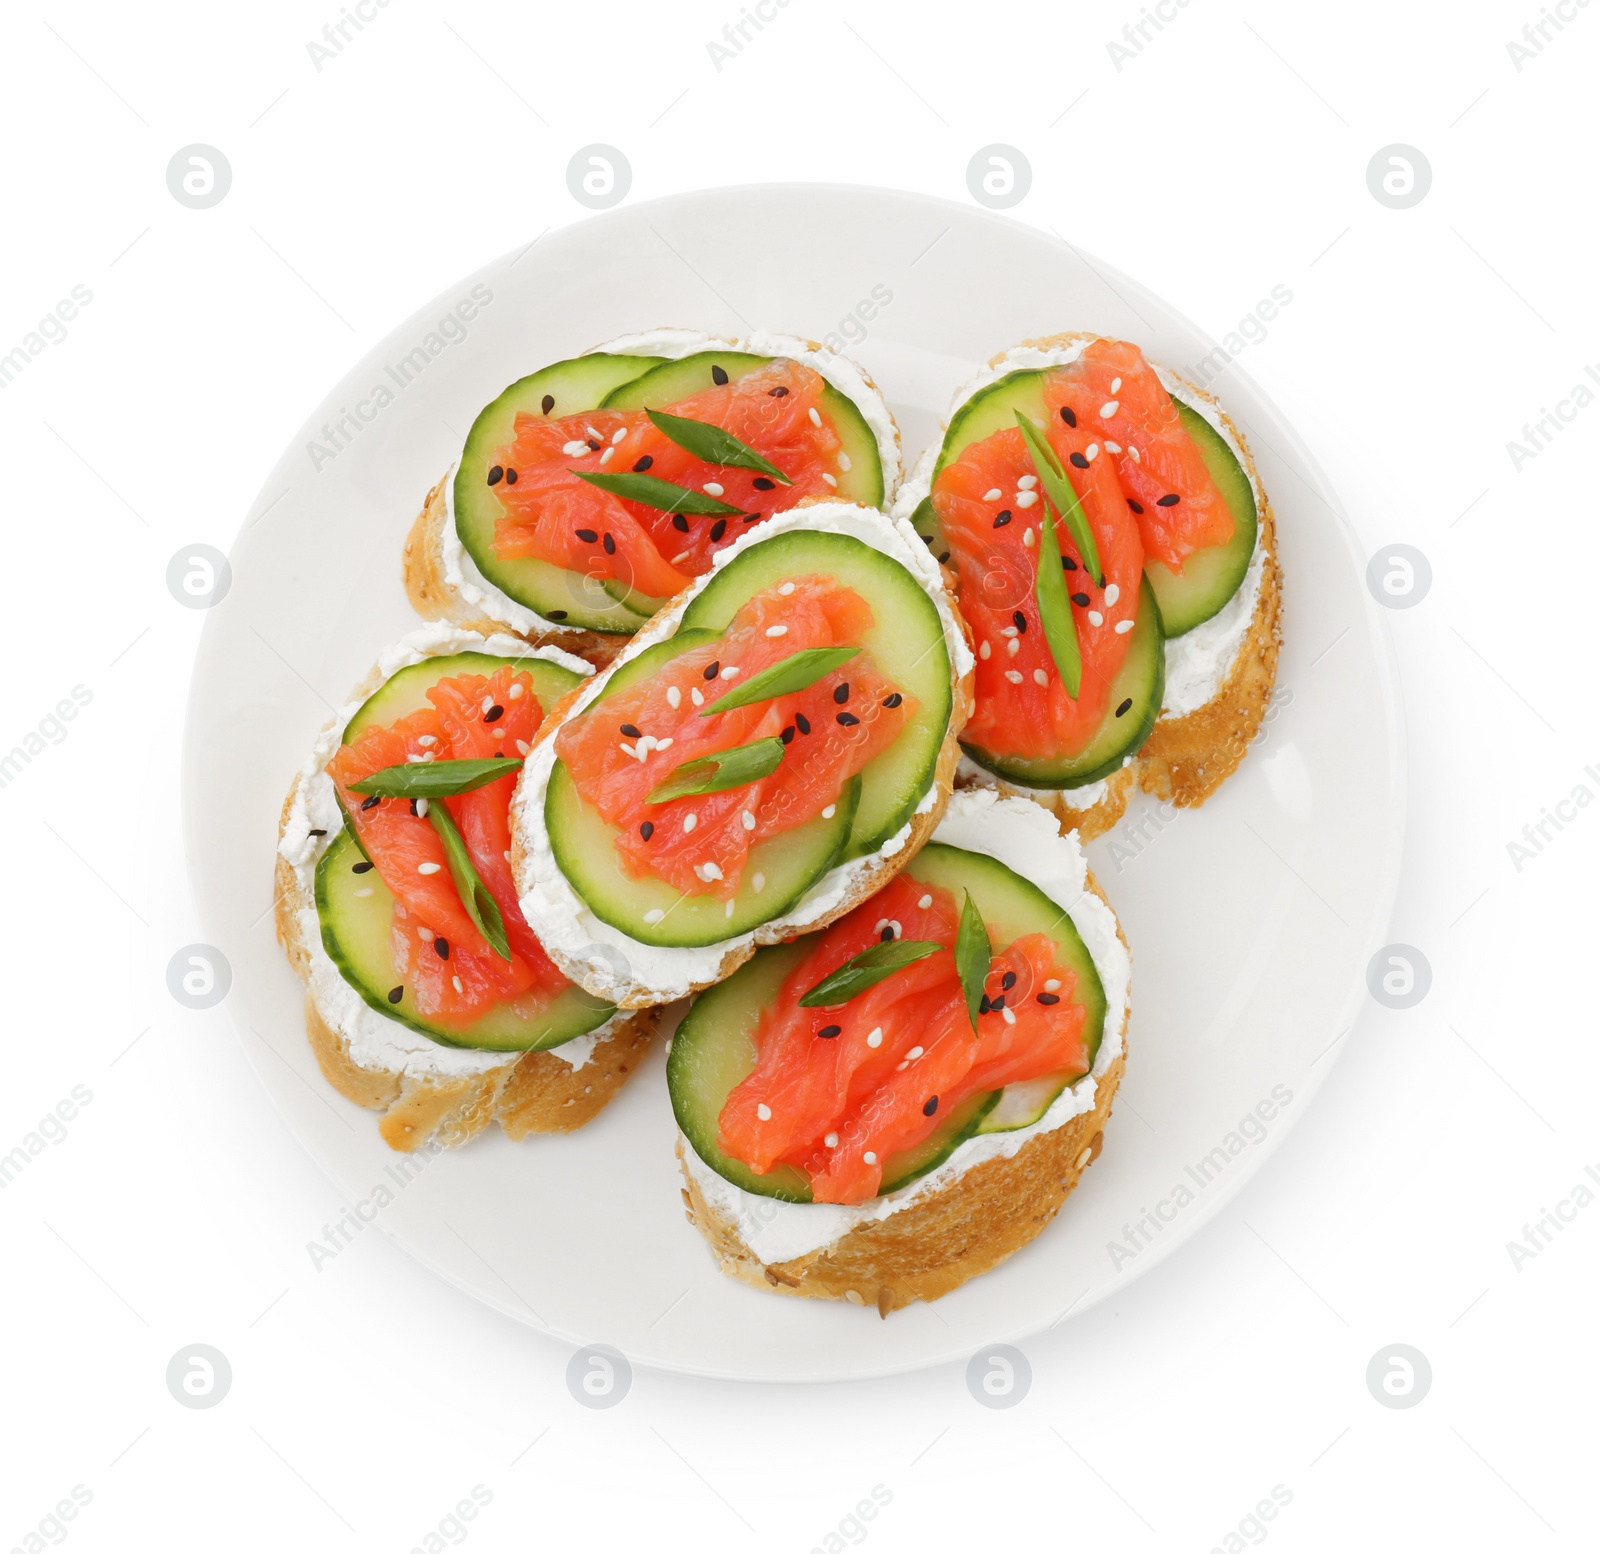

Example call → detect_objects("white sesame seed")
918 894 933 909
354 887 373 898
1007 638 1021 657
1128 444 1141 464
838 453 852 471
620 742 636 759
720 665 739 679
1033 669 1049 686
1085 443 1100 461
874 919 888 934
821 804 835 819
508 682 525 699
415 797 430 818
1001 625 1018 638
979 640 992 660
907 1045 923 1060
562 439 587 456
600 446 615 463
1044 978 1061 992
752 872 765 892
418 862 442 874
1100 400 1119 418
696 861 724 882
691 687 704 707
822 473 838 488
636 734 655 753
765 625 788 637
671 551 690 564
611 427 626 444
585 425 601 440
757 1103 772 1120
683 813 697 832
481 696 495 714
824 1132 839 1147
809 406 822 427
405 753 430 763
725 900 734 918
1104 440 1122 454
863 1150 877 1165
516 739 530 755
984 488 1003 502
1023 527 1036 547
417 734 436 747
866 1027 883 1048
896 1060 909 1072
1015 489 1038 508
1110 377 1122 393
452 976 464 994
656 737 673 750
666 685 682 709
1002 1006 1017 1025
703 481 725 497
1104 583 1120 607
1017 474 1038 490
418 926 432 941
888 920 901 938
779 581 796 595
1113 619 1134 634
1005 669 1024 684
644 909 665 924
503 850 511 862
1088 610 1104 627
742 810 756 831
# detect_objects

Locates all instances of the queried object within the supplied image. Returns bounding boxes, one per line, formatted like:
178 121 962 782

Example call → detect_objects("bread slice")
273 624 658 1153
891 331 1283 835
403 329 901 666
509 502 976 1010
675 800 1129 1314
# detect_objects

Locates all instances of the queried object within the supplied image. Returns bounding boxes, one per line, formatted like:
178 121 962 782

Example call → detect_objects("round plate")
184 184 1403 1382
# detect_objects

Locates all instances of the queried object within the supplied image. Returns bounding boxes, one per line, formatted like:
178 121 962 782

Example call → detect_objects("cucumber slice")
452 353 661 635
959 575 1165 789
344 650 587 742
316 830 615 1051
668 938 998 1204
680 529 950 855
914 367 1257 638
669 840 1103 1201
603 350 885 507
1142 402 1257 636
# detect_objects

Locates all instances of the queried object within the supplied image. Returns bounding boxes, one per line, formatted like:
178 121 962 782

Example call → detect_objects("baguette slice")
510 501 976 1010
891 332 1283 836
273 623 657 1152
676 789 1130 1314
404 329 901 668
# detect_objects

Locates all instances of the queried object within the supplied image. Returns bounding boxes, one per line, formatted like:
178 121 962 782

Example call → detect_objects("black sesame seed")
1157 493 1181 507
575 528 598 543
993 510 1012 528
633 455 653 472
781 726 795 744
938 551 951 564
1069 451 1090 469
817 1024 842 1039
1037 992 1061 1005
1012 610 1027 634
487 465 504 486
308 828 327 837
1116 697 1133 718
709 519 727 542
672 513 690 532
1059 406 1077 428
540 393 555 414
704 661 720 680
434 937 449 960
360 796 380 810
1062 555 1078 571
1001 970 1017 990
836 711 860 726
1127 499 1145 515
484 705 504 722
504 468 517 484
547 610 569 620
620 724 641 738
1070 592 1091 607
352 861 374 874
795 712 811 735
1098 574 1107 589
979 994 993 1015
387 985 404 1004
603 532 616 555
409 798 420 817
880 926 894 942
991 993 1006 1010
922 1095 939 1117
882 693 903 708
742 511 762 523
769 385 789 397
586 439 601 452
833 682 850 704
752 477 776 491
711 364 730 385
640 820 654 841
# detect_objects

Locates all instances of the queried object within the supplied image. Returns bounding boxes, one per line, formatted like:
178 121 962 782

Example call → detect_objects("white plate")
184 184 1404 1382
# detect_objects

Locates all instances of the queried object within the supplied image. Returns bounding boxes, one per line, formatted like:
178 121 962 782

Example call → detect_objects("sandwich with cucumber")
275 624 657 1151
893 333 1281 838
508 502 975 1009
671 788 1129 1313
405 329 900 665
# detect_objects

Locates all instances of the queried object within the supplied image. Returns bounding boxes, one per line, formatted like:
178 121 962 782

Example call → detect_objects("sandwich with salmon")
275 624 657 1151
405 329 900 666
893 334 1281 838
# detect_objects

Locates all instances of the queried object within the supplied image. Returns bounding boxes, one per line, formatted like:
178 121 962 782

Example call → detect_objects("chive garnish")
797 939 944 1007
1034 507 1084 699
644 736 785 804
349 757 523 799
700 647 861 716
573 470 745 517
425 800 510 960
645 409 791 484
954 890 991 1033
1013 411 1103 584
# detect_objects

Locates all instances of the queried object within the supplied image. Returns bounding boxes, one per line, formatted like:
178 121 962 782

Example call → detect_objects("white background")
2 0 1595 1549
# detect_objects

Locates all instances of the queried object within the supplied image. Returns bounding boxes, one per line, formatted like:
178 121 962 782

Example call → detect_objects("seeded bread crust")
677 871 1128 1314
513 582 976 1009
402 334 901 669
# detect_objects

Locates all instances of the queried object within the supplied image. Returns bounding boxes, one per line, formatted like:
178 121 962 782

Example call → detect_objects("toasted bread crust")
677 871 1129 1312
956 763 1134 842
